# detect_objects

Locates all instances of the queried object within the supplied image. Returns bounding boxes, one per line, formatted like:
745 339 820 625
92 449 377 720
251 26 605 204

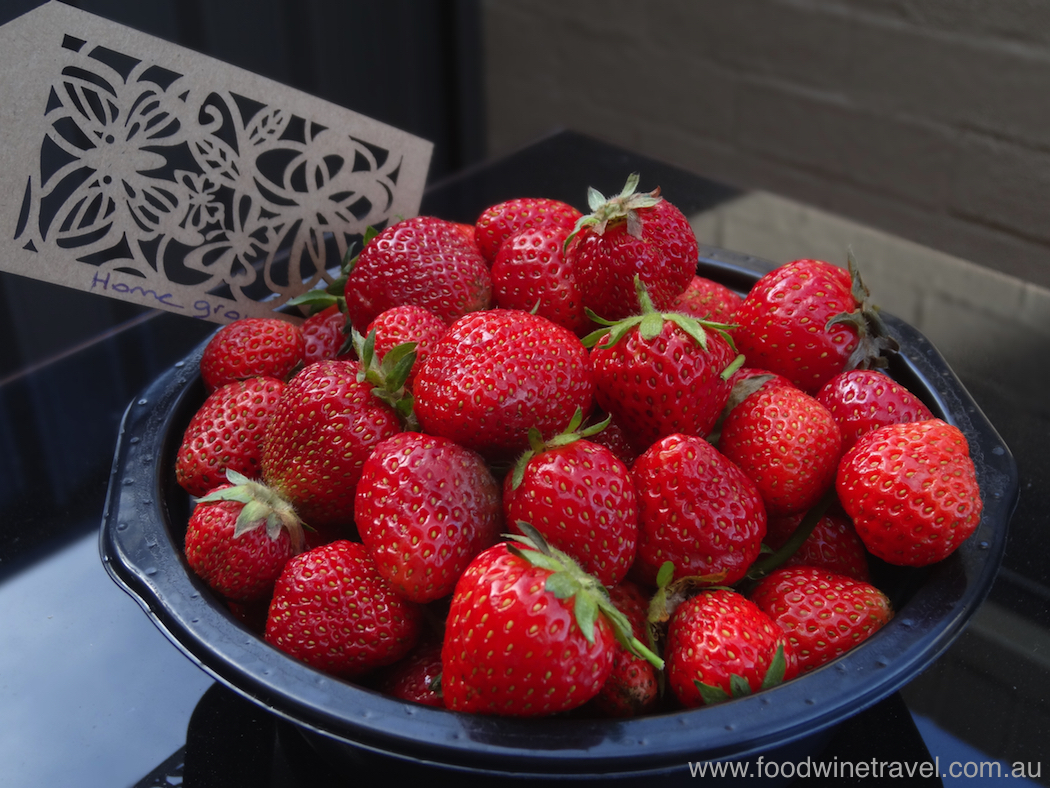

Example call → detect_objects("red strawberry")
631 433 766 587
413 309 594 461
671 275 744 323
355 431 502 603
200 317 304 393
816 368 934 453
372 638 445 707
300 304 351 365
750 566 893 673
365 304 447 389
265 540 423 678
474 196 582 262
342 215 492 331
584 282 741 453
664 588 797 708
440 526 661 717
492 224 589 334
261 359 402 529
591 580 660 717
504 414 639 587
176 376 285 497
566 174 697 321
765 508 871 583
731 257 896 394
184 473 303 603
836 418 983 566
585 411 642 468
718 376 843 518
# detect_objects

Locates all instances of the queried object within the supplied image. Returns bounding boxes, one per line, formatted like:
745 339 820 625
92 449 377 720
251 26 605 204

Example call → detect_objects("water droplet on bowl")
137 399 148 406
992 446 1005 456
145 567 157 576
978 541 990 550
116 522 128 531
129 437 140 444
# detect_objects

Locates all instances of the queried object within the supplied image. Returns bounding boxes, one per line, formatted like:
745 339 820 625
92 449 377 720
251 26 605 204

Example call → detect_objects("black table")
3 131 1045 787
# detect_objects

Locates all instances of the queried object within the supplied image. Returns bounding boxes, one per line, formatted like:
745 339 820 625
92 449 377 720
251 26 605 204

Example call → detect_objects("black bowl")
100 248 1018 784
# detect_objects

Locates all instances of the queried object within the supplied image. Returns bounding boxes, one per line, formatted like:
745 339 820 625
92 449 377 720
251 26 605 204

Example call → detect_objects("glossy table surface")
2 131 1046 786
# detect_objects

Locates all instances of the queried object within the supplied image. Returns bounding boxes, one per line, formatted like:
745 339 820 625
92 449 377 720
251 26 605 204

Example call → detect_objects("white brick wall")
481 0 1050 288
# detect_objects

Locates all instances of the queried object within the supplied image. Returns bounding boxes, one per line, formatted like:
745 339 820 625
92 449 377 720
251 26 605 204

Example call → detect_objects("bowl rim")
99 247 1019 777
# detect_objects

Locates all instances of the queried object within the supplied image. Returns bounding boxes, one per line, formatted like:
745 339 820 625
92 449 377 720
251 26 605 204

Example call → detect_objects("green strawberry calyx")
693 643 789 706
581 276 745 379
565 172 662 247
825 250 900 371
196 469 306 552
288 226 382 314
506 522 665 671
507 407 610 491
351 327 419 431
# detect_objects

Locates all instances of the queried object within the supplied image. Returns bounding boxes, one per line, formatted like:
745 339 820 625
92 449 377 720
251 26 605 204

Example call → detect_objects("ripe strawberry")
750 566 893 673
718 376 843 518
413 309 594 461
176 376 284 497
591 580 660 717
342 215 492 331
731 257 896 394
566 174 697 321
474 196 582 262
492 224 589 334
584 281 742 453
631 433 766 587
184 472 304 603
504 413 638 587
265 539 423 678
664 588 797 708
300 304 351 365
372 638 445 707
671 275 744 323
355 432 502 603
836 419 983 566
200 317 304 393
365 304 447 389
261 359 402 529
765 508 872 583
440 526 661 717
585 411 642 468
816 368 934 453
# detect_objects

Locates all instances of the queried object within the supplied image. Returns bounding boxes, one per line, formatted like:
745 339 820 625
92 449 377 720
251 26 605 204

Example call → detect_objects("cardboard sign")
0 2 432 323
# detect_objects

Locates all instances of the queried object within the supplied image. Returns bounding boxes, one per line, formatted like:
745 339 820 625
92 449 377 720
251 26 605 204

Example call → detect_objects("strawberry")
504 412 638 587
413 309 594 461
591 580 660 717
584 280 742 453
816 368 934 453
750 566 893 673
261 359 402 529
355 431 502 603
474 196 582 262
175 376 284 497
342 215 492 331
440 525 662 717
631 433 766 587
764 508 872 583
718 375 843 518
265 539 424 678
199 317 304 393
585 411 642 468
300 304 351 365
372 638 445 708
365 304 447 389
664 588 797 708
566 174 697 321
731 257 897 394
492 224 589 334
671 275 744 323
184 472 304 603
836 418 983 566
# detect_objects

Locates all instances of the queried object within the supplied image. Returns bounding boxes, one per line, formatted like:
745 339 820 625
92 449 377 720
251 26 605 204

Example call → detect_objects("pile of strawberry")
174 174 984 719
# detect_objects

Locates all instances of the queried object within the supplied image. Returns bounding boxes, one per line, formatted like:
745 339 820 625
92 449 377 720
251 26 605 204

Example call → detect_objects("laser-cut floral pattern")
14 32 412 321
